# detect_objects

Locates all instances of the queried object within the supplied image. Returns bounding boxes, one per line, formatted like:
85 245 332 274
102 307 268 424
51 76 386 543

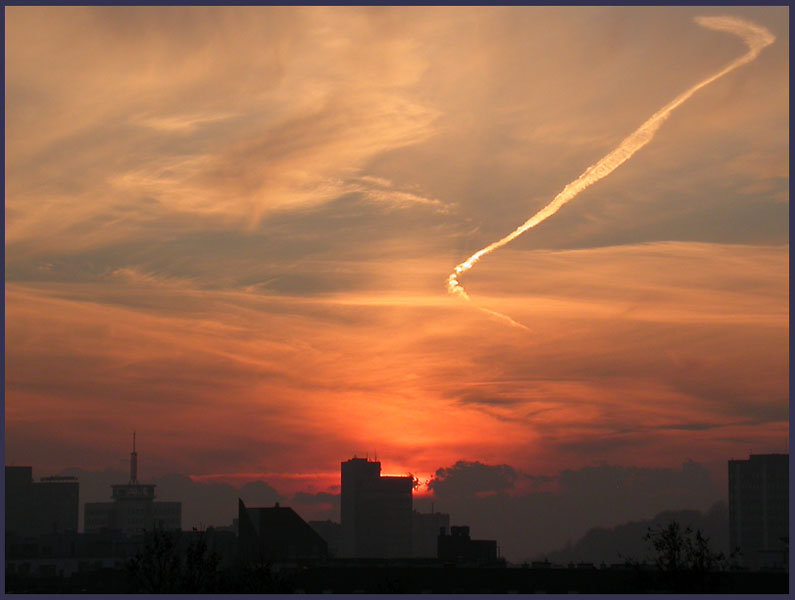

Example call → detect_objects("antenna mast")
130 431 138 484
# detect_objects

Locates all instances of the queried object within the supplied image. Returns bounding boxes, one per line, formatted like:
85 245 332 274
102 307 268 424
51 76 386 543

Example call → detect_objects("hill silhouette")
536 501 728 565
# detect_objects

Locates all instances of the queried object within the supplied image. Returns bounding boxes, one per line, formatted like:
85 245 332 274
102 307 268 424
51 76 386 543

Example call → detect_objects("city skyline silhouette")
3 441 771 565
6 449 788 592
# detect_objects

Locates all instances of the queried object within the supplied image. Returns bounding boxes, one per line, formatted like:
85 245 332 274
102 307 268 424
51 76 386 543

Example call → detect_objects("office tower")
728 453 788 570
340 457 413 558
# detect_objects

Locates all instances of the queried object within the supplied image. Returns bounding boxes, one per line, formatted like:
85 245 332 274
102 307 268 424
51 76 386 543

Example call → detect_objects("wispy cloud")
5 7 787 501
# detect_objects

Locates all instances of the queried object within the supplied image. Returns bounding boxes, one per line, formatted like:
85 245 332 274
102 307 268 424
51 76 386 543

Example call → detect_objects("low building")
5 466 79 537
238 499 328 565
5 529 140 579
438 525 498 564
309 520 342 557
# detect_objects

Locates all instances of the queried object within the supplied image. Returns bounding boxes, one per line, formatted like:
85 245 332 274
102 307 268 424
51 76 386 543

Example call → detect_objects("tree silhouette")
180 533 221 592
127 530 221 593
643 521 727 591
126 530 181 593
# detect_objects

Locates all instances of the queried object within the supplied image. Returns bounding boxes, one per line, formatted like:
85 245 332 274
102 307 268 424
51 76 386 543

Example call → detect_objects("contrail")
447 17 775 327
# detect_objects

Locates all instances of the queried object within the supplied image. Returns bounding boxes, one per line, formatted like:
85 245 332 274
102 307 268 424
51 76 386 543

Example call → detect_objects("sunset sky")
5 5 788 515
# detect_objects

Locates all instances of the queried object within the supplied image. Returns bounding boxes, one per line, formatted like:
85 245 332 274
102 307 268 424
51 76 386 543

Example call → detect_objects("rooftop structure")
84 434 181 534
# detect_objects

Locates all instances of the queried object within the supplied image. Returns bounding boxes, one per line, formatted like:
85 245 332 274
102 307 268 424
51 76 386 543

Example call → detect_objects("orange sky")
5 7 788 501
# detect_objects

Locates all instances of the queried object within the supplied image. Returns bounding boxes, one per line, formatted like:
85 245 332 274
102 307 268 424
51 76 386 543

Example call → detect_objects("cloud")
6 238 787 490
8 7 786 260
292 491 340 507
132 112 238 133
5 6 438 254
291 491 341 522
349 176 451 214
5 8 787 541
420 459 721 562
429 461 520 499
240 480 282 507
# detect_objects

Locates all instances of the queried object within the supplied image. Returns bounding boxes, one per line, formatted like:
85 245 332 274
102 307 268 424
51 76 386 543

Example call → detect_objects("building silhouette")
5 466 79 537
308 520 342 557
340 457 413 558
238 499 327 564
412 509 450 558
84 434 181 534
438 525 498 564
728 453 788 570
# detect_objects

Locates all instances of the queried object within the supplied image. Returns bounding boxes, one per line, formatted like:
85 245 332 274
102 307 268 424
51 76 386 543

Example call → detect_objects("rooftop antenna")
130 431 138 484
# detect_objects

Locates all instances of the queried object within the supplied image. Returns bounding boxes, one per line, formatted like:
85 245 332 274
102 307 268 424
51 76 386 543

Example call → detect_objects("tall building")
238 499 328 564
340 457 413 558
84 434 181 534
728 453 788 570
5 466 79 537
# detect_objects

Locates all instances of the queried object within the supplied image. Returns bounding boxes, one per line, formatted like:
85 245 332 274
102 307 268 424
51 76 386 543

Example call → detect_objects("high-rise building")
340 457 413 558
84 434 181 534
5 466 79 537
728 453 788 570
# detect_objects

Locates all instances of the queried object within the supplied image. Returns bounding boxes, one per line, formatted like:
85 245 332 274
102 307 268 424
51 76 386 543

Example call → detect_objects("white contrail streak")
447 17 775 327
